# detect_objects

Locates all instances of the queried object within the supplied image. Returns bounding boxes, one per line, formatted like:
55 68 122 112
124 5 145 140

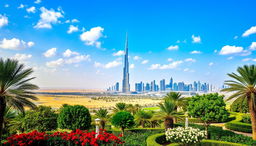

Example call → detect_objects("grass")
143 106 160 111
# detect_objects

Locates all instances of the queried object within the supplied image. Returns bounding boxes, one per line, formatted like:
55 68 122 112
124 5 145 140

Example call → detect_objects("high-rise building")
151 80 156 91
145 83 150 91
169 78 173 90
160 79 166 91
122 34 130 93
135 82 143 92
115 82 119 92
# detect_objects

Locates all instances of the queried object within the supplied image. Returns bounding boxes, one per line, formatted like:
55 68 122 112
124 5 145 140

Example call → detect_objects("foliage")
164 92 189 111
135 110 153 128
225 121 252 133
230 97 249 113
165 127 206 145
221 65 256 139
241 114 251 123
57 105 91 130
188 93 229 136
2 107 17 135
4 129 124 146
126 104 141 115
0 58 39 140
95 108 109 130
113 103 127 112
111 111 135 135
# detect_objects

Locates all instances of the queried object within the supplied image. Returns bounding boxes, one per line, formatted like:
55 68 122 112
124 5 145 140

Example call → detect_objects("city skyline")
0 0 256 89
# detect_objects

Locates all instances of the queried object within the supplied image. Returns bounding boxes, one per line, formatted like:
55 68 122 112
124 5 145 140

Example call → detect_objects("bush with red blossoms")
4 129 124 146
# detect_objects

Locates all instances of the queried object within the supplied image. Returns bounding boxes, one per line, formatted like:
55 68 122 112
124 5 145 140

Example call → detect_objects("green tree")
221 65 256 140
22 106 58 132
113 102 127 112
230 97 249 113
58 105 91 130
164 92 187 111
111 111 135 136
134 110 153 128
157 100 180 129
127 104 141 115
3 107 17 135
95 108 109 130
188 93 229 137
0 58 39 140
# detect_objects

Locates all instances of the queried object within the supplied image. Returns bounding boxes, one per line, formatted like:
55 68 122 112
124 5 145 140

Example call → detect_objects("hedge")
146 133 245 146
225 122 252 133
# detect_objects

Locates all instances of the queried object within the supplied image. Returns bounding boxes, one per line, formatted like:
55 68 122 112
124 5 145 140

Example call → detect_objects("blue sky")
0 0 256 90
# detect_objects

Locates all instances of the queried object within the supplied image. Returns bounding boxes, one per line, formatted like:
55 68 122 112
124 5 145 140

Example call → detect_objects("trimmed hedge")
225 122 252 133
146 133 244 146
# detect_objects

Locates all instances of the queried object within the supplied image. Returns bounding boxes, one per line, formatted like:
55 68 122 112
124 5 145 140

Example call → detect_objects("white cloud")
63 49 79 57
141 60 149 64
0 15 8 28
65 55 90 64
113 50 125 56
190 50 202 54
133 56 141 60
249 42 256 50
94 60 122 69
149 61 183 70
80 26 104 48
46 58 64 68
18 4 25 9
219 45 243 55
185 58 196 62
192 35 201 43
167 45 179 51
43 48 57 57
167 58 173 62
130 64 135 69
0 38 34 50
72 19 79 23
242 26 256 37
67 25 78 34
242 58 252 62
209 62 214 66
26 6 36 13
183 68 195 72
12 53 32 61
34 7 63 29
34 0 42 4
240 50 251 56
227 56 233 60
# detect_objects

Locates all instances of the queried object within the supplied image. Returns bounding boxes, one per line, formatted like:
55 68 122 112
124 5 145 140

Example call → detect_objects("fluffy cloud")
141 60 149 64
43 48 57 57
130 64 135 69
242 58 256 62
227 56 233 60
34 7 63 29
18 4 25 9
209 62 214 66
46 58 64 67
167 45 179 51
67 25 79 34
149 61 183 70
133 56 141 60
190 50 202 54
65 55 90 64
26 6 36 13
167 58 173 62
0 38 34 50
192 35 201 43
63 49 79 57
34 0 42 4
0 15 8 28
242 26 256 37
94 60 122 69
219 45 243 55
185 58 196 62
12 53 32 61
80 26 104 48
113 50 125 56
249 42 256 50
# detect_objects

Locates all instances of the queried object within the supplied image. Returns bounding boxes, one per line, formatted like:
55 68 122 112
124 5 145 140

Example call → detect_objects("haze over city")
0 0 256 90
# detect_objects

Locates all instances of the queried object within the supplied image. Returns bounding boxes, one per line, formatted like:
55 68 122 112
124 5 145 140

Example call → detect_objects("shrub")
57 105 91 130
165 127 206 145
225 121 252 133
111 111 135 136
241 114 251 123
230 97 249 113
17 106 58 132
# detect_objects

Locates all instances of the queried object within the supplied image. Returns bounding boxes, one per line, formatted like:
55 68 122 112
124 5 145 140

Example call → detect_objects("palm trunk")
164 117 174 129
248 94 256 140
100 121 105 130
0 97 6 141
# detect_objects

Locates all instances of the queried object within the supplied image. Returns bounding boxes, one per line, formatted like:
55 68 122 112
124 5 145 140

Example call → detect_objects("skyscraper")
160 79 166 91
122 34 130 93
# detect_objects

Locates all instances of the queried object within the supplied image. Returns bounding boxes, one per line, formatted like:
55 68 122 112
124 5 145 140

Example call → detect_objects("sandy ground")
35 94 162 109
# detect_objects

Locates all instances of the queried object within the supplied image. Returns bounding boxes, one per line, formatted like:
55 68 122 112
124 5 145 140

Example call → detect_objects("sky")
0 0 256 90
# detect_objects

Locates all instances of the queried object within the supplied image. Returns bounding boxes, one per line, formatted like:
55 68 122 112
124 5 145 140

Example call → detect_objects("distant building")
122 34 130 93
160 79 166 91
169 78 173 90
145 83 150 91
135 82 143 92
115 82 119 92
151 80 156 91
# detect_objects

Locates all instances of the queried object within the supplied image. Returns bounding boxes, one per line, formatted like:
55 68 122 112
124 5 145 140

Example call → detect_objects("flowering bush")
165 127 206 145
4 129 124 146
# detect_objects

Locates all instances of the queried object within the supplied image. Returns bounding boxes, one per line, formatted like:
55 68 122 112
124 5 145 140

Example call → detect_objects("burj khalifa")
122 34 130 93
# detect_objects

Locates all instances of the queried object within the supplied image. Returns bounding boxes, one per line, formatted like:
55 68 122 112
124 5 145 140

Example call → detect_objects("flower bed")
4 129 124 146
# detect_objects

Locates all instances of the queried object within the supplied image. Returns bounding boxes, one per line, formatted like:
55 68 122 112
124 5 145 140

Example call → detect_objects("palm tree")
127 104 141 115
95 108 109 130
113 102 126 112
135 110 152 128
164 92 186 111
157 100 180 129
222 65 256 140
0 58 39 140
3 107 17 134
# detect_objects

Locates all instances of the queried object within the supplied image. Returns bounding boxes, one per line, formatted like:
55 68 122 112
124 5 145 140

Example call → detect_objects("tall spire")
122 33 130 93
